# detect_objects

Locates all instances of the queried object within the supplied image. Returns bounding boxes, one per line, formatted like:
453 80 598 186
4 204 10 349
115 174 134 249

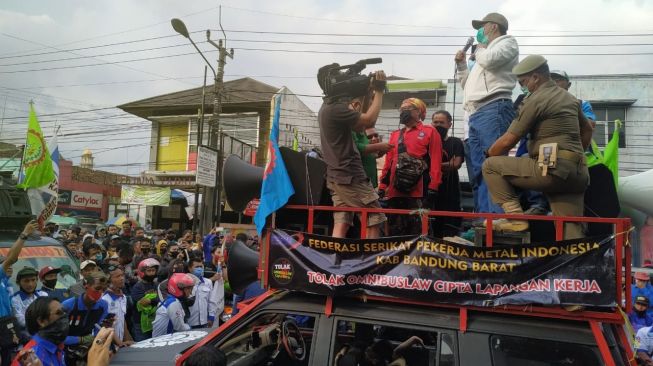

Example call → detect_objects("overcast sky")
1 0 652 175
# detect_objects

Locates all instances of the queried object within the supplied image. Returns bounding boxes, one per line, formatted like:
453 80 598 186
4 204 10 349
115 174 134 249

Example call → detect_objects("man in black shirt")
431 110 465 237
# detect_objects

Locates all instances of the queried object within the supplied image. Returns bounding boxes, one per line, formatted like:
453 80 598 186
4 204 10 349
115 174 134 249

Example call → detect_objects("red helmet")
168 273 195 298
137 258 160 279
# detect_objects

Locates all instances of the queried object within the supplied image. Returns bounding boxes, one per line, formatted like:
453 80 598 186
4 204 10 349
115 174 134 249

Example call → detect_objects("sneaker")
524 206 548 215
492 219 529 232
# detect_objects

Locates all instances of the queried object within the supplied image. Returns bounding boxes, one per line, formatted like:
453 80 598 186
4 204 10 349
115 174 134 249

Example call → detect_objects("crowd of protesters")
1 219 256 365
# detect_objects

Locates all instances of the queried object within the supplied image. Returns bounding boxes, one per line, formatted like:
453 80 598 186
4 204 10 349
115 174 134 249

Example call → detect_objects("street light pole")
171 17 233 234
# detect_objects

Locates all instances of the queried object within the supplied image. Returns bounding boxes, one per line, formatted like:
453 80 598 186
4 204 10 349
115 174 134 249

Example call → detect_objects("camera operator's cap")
550 70 570 81
636 296 650 306
80 260 97 270
38 266 61 280
472 12 509 30
110 235 120 240
635 271 650 281
16 266 38 281
512 55 548 76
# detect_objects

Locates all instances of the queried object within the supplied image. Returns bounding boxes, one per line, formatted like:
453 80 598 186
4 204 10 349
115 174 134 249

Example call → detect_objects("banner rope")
617 306 637 364
610 226 634 243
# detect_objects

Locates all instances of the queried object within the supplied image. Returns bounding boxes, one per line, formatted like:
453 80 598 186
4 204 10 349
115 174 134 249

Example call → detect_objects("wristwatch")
18 233 28 240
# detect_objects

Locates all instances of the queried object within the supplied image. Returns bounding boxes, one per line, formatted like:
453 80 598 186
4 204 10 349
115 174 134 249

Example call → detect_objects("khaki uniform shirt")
507 80 586 180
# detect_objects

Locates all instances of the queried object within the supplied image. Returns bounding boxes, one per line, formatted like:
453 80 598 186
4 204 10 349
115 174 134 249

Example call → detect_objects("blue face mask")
95 253 103 262
476 27 489 45
192 267 204 279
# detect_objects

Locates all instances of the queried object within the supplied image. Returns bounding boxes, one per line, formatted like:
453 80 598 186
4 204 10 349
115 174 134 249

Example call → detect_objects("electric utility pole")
203 10 234 232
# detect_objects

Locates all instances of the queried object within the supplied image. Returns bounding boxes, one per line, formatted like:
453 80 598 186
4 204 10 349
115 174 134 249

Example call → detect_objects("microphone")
462 37 474 53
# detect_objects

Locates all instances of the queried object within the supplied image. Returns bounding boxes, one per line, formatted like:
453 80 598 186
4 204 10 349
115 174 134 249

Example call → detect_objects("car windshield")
0 245 80 290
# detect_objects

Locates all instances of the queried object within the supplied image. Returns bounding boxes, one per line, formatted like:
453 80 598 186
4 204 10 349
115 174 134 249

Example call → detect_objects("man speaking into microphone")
454 12 519 215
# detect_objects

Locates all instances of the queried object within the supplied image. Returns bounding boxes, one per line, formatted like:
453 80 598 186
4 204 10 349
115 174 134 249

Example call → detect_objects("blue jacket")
231 281 265 316
202 234 217 262
40 287 71 303
0 267 12 317
25 335 66 366
629 311 653 333
61 296 109 345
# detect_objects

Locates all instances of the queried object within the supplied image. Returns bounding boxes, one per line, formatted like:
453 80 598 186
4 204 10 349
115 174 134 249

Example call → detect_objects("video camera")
317 58 386 100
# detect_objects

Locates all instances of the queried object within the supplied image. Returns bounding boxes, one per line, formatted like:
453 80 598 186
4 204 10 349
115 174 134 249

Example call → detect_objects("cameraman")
318 66 387 239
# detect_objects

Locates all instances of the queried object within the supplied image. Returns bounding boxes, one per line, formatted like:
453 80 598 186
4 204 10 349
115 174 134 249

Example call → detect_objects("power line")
3 46 653 75
0 41 210 67
0 49 215 74
219 29 653 38
232 47 653 56
219 5 653 34
5 38 653 68
0 4 218 57
0 106 120 120
1 32 198 87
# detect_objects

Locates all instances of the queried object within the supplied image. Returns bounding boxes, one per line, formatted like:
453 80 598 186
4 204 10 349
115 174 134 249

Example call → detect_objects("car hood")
111 330 211 365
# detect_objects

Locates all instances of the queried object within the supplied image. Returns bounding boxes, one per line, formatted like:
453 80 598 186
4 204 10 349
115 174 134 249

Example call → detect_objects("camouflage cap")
512 55 548 76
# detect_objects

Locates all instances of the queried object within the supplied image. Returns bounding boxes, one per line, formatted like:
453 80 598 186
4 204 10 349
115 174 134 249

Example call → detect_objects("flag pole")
16 143 26 185
17 101 36 184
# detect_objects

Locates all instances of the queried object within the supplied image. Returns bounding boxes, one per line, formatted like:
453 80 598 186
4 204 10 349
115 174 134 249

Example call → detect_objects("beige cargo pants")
482 156 589 239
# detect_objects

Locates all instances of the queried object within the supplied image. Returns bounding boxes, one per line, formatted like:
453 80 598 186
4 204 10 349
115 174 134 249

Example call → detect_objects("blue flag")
254 92 295 234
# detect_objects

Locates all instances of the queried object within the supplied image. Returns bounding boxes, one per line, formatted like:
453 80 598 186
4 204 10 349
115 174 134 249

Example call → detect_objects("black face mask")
43 279 57 289
142 248 150 255
435 126 448 141
143 274 156 283
38 315 69 345
168 251 179 258
636 308 648 317
182 296 196 308
399 110 412 124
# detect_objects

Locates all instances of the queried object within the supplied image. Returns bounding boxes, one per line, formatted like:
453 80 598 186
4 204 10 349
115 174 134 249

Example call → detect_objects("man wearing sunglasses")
352 128 392 189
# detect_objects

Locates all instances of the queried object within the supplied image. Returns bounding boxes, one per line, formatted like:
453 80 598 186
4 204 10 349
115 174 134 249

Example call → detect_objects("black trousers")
1 345 11 366
387 197 424 236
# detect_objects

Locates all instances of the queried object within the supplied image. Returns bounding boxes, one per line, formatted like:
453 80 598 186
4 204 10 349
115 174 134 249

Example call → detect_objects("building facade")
445 73 653 181
118 78 317 229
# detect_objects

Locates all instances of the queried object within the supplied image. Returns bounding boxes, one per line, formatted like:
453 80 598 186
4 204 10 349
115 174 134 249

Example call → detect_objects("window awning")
587 99 637 106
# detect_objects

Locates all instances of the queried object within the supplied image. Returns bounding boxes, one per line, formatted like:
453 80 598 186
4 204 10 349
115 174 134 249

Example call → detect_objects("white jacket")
457 35 519 114
188 277 224 327
152 297 190 337
12 290 48 327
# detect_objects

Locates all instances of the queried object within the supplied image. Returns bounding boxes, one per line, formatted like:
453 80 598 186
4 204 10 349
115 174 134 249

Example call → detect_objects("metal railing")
264 205 633 314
